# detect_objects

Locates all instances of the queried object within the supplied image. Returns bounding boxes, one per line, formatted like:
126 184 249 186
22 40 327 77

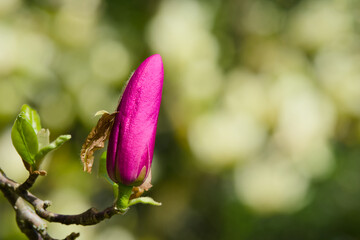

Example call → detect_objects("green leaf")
37 129 50 150
128 197 162 207
20 104 41 134
98 151 114 184
34 135 71 163
11 114 39 165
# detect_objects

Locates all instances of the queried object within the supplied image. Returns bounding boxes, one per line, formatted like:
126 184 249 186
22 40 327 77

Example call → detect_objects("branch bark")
18 173 39 192
0 168 120 239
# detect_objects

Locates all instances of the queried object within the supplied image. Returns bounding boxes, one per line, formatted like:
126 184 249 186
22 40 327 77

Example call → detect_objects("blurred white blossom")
90 39 131 84
288 0 352 50
235 159 309 214
188 110 266 169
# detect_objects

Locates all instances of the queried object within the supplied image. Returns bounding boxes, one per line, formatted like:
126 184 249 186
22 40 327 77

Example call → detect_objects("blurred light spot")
243 41 308 76
235 160 309 214
55 0 100 46
272 75 335 154
16 31 55 78
0 80 23 117
224 70 269 124
0 0 20 15
39 91 75 132
292 141 334 179
0 25 17 75
63 69 91 94
77 82 118 128
289 0 351 49
180 60 221 101
148 0 219 66
188 110 266 170
242 0 282 35
90 40 131 84
315 47 360 116
96 227 135 240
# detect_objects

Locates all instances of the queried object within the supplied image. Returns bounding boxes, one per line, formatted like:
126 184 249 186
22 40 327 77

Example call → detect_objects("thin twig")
18 173 39 192
0 168 120 226
0 169 59 240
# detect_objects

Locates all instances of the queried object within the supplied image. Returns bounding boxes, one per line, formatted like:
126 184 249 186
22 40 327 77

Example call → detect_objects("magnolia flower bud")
107 54 164 186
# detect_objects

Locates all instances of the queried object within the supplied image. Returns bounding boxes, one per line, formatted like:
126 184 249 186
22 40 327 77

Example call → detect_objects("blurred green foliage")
1 0 360 239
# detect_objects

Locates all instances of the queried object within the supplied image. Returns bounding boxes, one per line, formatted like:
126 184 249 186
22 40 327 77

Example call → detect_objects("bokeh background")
1 0 360 239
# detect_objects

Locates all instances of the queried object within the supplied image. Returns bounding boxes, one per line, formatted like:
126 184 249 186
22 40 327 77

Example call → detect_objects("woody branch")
0 168 120 240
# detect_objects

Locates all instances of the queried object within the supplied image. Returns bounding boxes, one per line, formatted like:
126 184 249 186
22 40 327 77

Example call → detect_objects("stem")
18 173 39 192
0 168 78 240
0 167 122 238
115 184 133 212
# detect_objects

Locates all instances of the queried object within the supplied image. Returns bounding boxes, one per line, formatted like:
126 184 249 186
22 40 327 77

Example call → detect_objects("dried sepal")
33 170 47 176
130 170 152 200
80 111 117 173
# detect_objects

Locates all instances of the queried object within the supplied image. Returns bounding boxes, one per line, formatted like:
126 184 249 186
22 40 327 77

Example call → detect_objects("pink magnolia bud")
107 54 164 186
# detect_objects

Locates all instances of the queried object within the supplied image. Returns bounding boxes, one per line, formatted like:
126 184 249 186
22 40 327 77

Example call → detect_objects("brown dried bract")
33 170 47 176
130 170 152 200
80 111 117 173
